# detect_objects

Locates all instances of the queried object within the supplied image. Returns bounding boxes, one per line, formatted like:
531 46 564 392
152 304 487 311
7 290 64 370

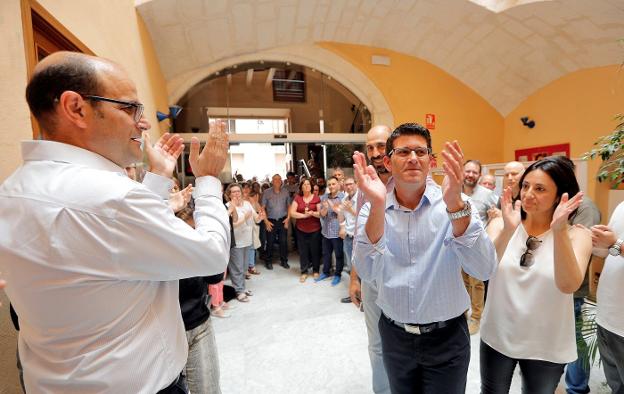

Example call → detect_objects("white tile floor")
213 253 610 394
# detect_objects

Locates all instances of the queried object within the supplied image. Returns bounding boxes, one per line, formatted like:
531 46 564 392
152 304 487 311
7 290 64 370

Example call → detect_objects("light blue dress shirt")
354 182 496 325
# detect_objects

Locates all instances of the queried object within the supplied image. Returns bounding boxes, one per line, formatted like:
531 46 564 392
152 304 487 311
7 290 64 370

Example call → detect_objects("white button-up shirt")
0 141 230 393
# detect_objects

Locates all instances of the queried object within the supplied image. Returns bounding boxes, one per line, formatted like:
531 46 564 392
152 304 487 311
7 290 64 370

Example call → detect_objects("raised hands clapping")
352 151 386 206
440 141 466 211
500 186 522 231
144 132 184 178
551 192 584 231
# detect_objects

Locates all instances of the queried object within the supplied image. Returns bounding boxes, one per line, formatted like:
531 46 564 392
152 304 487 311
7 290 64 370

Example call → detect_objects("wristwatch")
447 201 472 221
608 239 623 256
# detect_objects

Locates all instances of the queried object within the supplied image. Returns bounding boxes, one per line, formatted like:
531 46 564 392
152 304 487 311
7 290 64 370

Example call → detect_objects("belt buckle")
404 324 421 335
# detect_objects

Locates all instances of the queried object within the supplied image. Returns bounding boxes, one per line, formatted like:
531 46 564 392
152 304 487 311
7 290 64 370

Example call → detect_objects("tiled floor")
213 253 610 394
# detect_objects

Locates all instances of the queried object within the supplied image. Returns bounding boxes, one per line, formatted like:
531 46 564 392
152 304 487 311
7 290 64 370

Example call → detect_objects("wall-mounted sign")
515 143 570 162
425 114 436 130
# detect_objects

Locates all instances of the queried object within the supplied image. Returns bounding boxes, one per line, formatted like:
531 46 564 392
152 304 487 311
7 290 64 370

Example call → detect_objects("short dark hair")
25 55 102 127
286 171 296 178
464 159 482 173
326 176 339 184
518 156 579 220
386 123 432 155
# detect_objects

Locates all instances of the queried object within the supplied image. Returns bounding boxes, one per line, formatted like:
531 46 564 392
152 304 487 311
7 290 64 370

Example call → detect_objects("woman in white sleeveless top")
226 183 262 302
480 157 592 393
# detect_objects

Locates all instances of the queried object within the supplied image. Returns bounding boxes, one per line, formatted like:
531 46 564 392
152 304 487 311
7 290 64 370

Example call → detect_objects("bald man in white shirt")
0 52 230 393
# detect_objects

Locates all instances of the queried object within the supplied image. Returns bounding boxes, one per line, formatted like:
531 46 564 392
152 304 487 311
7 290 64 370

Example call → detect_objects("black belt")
269 216 287 222
383 313 461 335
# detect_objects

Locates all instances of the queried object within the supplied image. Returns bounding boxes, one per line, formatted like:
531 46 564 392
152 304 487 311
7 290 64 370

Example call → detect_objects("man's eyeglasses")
520 235 542 268
388 146 431 159
82 95 144 123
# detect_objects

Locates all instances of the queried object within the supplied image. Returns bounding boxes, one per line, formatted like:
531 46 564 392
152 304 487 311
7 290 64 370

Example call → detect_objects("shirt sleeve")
353 202 385 284
141 172 173 200
570 200 601 227
443 208 497 281
109 175 231 281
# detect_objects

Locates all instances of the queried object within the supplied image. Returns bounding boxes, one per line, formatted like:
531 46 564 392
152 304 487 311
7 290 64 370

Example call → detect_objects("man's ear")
383 155 392 173
58 91 89 129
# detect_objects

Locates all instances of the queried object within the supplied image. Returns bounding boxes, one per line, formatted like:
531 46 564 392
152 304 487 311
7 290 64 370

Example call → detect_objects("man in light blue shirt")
261 174 291 270
353 123 496 394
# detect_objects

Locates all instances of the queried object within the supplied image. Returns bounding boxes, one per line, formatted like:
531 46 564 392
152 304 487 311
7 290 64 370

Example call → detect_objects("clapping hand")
500 186 522 231
144 132 185 178
352 151 386 205
169 184 194 213
440 141 465 211
487 205 502 220
590 224 617 249
551 192 583 231
189 120 229 177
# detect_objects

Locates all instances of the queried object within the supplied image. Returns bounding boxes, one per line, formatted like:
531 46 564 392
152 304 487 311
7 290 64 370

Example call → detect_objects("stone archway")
167 43 394 128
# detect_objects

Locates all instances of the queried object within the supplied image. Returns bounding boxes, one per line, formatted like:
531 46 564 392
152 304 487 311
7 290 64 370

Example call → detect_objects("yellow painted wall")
319 42 505 165
504 65 624 210
0 0 34 183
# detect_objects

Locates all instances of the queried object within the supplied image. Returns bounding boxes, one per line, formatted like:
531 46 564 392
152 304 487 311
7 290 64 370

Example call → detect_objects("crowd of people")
0 51 622 394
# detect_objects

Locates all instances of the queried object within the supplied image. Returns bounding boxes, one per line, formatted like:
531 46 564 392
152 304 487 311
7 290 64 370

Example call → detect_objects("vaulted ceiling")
136 0 624 115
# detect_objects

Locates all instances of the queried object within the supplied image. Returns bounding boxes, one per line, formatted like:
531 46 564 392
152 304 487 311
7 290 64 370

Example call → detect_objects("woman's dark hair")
298 178 314 195
518 156 579 220
386 122 432 156
175 206 194 226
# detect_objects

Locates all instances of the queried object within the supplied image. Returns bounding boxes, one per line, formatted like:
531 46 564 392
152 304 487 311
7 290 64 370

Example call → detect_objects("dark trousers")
598 324 624 394
259 221 267 257
297 229 321 274
266 218 288 263
378 313 470 394
565 298 590 394
156 373 189 394
322 236 344 276
480 340 565 394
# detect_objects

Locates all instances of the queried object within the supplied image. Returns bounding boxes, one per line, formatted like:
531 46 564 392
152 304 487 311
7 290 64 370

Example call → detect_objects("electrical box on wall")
371 55 391 66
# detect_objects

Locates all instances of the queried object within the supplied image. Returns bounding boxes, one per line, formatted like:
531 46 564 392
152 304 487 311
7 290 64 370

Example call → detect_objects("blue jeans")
565 298 590 394
184 318 221 394
246 246 256 269
322 236 344 276
343 235 353 273
228 246 253 293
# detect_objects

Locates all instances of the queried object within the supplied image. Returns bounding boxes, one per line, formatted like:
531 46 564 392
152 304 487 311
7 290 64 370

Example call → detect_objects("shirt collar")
21 140 125 174
386 181 441 211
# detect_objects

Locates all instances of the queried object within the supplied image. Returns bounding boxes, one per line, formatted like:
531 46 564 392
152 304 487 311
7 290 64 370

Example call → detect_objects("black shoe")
280 261 290 269
340 296 352 303
266 262 273 270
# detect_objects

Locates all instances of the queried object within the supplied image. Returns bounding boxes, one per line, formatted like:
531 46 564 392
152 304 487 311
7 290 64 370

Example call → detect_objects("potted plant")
583 114 624 186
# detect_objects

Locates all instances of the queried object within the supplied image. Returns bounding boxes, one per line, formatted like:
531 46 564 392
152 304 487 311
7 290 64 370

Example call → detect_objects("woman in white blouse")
226 183 262 302
481 156 592 393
